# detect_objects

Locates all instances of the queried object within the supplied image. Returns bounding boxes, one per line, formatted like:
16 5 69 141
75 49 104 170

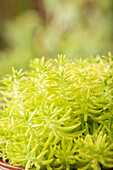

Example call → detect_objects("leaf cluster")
0 54 113 169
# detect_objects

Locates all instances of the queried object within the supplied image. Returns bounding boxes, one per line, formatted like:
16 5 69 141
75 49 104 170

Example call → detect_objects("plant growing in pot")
0 54 113 170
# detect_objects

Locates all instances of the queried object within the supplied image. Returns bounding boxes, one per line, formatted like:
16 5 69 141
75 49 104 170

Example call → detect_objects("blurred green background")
0 0 113 78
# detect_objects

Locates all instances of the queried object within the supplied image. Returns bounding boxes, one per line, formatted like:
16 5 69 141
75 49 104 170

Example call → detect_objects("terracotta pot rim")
0 159 24 170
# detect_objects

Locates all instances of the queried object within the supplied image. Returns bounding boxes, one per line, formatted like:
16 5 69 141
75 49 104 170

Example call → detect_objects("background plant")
0 0 113 78
0 54 113 169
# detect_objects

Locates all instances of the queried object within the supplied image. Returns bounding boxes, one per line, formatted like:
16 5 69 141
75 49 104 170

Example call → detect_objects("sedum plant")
0 54 113 170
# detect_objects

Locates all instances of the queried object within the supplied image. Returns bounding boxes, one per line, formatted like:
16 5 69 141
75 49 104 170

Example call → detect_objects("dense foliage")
0 54 113 170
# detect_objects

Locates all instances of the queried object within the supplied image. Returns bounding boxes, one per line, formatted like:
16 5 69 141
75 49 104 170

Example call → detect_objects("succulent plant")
0 54 113 169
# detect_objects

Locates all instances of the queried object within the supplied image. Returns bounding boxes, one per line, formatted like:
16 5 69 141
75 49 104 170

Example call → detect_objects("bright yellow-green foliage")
0 54 113 170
